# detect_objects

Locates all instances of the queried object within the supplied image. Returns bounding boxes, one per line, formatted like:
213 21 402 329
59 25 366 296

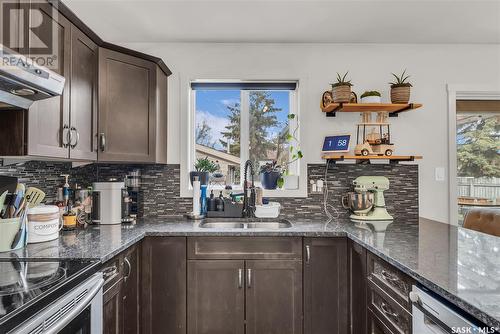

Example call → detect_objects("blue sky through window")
195 90 290 151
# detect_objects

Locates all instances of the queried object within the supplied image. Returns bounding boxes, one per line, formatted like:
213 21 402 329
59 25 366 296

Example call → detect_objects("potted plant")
331 71 353 103
190 156 218 186
281 113 303 190
390 69 412 104
259 161 282 190
360 91 382 103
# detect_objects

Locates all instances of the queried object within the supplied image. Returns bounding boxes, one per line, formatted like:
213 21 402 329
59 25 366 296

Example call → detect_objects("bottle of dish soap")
207 190 216 211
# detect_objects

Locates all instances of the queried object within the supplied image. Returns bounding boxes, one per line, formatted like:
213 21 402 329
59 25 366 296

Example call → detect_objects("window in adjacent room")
456 99 500 224
190 81 299 190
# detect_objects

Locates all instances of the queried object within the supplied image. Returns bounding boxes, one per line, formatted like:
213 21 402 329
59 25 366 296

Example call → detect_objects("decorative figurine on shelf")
354 112 394 157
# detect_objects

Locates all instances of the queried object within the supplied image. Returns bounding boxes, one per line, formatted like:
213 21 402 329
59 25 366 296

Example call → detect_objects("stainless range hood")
0 45 65 110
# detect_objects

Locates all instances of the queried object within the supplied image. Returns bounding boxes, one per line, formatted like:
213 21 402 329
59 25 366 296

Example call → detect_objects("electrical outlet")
435 167 445 182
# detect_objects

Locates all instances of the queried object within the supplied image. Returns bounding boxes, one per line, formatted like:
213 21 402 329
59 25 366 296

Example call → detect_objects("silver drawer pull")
305 245 311 263
381 270 399 283
238 269 243 289
247 268 252 288
102 265 118 282
380 302 398 318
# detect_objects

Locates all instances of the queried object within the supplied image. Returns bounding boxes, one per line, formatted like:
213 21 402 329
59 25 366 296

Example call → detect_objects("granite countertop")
2 217 500 330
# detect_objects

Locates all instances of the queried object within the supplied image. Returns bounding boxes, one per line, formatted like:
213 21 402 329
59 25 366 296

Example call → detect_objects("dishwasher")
410 285 494 334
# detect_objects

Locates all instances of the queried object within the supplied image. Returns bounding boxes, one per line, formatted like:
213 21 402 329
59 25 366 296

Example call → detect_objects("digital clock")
322 135 351 153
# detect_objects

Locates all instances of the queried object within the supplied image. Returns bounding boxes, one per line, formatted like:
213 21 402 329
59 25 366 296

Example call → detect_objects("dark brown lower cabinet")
187 260 245 334
187 259 302 334
141 237 187 334
102 243 141 334
349 239 367 334
121 245 140 334
304 238 348 334
103 278 123 334
245 260 302 334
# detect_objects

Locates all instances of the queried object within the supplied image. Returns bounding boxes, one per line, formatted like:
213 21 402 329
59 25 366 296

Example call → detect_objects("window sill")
180 186 308 199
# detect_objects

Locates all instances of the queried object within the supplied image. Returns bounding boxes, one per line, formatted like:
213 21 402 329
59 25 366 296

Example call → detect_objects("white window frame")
446 84 500 225
181 79 306 198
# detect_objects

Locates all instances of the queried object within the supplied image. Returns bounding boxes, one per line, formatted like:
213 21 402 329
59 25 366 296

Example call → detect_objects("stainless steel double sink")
199 219 292 229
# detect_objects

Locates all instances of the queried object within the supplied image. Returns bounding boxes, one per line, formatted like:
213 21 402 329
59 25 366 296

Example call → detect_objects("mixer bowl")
342 192 374 215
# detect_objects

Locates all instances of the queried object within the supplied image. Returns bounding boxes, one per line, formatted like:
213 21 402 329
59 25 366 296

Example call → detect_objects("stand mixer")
342 176 393 232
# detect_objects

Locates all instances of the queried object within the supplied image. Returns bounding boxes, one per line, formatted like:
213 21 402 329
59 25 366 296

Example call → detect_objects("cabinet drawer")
367 308 395 334
187 237 302 260
367 252 413 310
368 279 411 334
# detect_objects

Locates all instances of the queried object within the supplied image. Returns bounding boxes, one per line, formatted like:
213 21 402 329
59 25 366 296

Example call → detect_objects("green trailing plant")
389 69 413 88
331 71 353 88
194 156 219 173
361 91 381 98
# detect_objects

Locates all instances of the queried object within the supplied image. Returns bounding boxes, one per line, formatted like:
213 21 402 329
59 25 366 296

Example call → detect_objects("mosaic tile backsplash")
0 161 418 220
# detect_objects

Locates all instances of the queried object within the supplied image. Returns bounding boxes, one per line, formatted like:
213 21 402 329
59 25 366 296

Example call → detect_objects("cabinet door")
98 48 156 162
142 237 186 334
0 0 22 52
304 238 348 334
349 239 367 334
69 25 97 160
245 260 302 334
27 1 70 158
122 244 140 334
187 260 245 334
103 279 123 334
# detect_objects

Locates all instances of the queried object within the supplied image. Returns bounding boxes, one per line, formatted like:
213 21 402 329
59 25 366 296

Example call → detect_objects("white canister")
27 205 62 244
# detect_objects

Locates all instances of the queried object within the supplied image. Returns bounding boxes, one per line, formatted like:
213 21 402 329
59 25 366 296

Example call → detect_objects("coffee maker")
342 176 393 231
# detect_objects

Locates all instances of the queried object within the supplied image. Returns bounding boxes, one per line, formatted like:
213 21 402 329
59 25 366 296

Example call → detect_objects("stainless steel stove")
0 259 102 333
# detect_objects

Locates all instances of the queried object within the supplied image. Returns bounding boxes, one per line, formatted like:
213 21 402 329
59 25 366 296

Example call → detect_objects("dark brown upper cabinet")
304 238 349 334
68 25 98 160
26 0 71 158
98 48 167 163
0 0 169 163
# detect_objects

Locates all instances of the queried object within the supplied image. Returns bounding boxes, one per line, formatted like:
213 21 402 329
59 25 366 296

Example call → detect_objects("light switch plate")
435 167 445 181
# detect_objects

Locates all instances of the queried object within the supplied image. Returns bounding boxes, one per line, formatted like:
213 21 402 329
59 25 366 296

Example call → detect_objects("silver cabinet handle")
62 124 70 148
380 302 398 318
70 126 79 149
238 269 243 288
99 133 106 152
305 245 311 263
102 265 118 284
381 270 399 283
247 268 252 288
123 257 131 282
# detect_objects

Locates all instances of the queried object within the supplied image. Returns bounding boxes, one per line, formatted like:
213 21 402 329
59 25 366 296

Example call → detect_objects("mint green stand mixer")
344 176 393 232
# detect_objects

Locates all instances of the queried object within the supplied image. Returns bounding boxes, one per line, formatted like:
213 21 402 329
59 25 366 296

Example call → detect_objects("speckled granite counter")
1 217 499 330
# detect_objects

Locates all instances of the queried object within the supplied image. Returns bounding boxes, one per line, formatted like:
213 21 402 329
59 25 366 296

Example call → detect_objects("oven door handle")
47 277 104 334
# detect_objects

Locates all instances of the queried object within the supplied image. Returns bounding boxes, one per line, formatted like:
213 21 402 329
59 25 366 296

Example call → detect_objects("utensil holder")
0 217 25 252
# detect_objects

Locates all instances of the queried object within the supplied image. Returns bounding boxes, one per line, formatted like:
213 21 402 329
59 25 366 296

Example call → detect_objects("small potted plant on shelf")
281 113 303 190
360 91 382 103
390 69 412 104
259 161 282 190
331 71 353 103
190 156 219 186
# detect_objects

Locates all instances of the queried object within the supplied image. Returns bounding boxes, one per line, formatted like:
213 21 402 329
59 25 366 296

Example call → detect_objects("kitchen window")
188 81 300 194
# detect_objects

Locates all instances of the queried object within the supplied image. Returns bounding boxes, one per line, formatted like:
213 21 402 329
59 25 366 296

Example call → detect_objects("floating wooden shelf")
321 103 422 117
321 154 423 164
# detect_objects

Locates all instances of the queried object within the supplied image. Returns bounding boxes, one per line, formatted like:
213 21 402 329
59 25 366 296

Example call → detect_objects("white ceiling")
63 0 500 44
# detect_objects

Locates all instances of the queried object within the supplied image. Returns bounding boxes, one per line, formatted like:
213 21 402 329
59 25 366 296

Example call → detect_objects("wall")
121 42 500 223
